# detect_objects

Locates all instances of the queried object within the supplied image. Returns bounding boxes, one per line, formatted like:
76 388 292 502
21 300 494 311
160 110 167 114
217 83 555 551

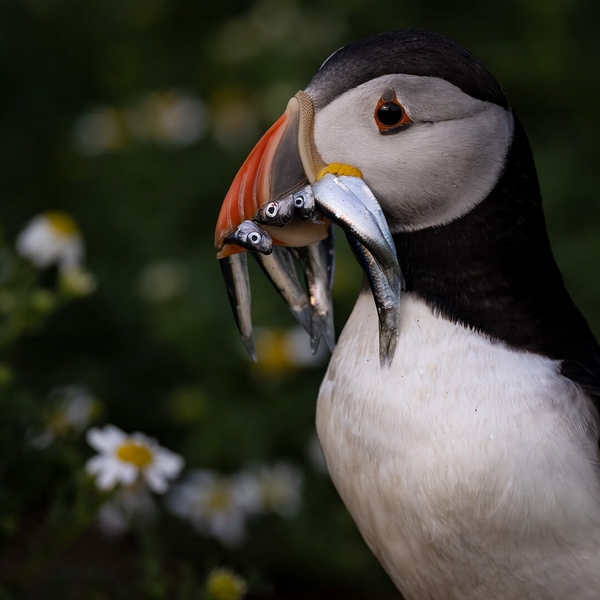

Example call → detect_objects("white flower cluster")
74 90 207 155
84 425 303 545
167 462 303 547
16 211 96 296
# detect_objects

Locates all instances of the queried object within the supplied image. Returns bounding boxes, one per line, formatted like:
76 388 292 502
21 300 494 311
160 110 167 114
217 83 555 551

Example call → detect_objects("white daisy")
16 212 84 270
85 424 184 493
166 470 260 547
254 462 303 517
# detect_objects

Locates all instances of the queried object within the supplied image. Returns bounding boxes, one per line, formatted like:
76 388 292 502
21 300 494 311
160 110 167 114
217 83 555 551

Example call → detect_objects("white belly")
317 291 600 599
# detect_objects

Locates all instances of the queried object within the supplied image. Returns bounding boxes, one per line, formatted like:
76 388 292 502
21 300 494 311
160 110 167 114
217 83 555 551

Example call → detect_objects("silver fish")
311 174 402 365
255 187 322 228
255 196 296 227
253 246 312 335
220 175 400 365
338 176 397 252
219 252 256 360
292 229 336 354
224 220 273 254
346 234 399 366
291 186 320 222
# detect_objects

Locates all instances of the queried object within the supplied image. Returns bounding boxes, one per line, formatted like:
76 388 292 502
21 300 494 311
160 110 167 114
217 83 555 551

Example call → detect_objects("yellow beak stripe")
316 163 363 180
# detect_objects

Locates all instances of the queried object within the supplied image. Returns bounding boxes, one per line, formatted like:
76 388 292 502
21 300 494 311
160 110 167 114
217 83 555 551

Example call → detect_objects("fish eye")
248 232 262 244
294 196 304 208
374 90 412 134
266 202 278 217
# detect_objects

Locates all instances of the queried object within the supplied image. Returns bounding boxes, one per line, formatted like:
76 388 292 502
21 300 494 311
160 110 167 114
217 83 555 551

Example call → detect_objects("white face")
308 74 514 232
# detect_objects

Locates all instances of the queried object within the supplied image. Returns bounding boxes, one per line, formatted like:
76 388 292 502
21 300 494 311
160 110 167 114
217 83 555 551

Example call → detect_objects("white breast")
317 291 600 599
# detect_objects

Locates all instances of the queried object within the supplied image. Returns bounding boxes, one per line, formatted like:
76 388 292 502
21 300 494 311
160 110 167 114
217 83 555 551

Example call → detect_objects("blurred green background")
0 0 599 598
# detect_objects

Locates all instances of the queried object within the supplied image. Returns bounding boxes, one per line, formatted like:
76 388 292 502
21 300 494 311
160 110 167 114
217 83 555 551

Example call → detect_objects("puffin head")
214 30 520 360
306 30 514 232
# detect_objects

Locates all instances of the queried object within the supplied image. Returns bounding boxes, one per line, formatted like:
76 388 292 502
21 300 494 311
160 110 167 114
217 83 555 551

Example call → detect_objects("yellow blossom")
206 568 248 600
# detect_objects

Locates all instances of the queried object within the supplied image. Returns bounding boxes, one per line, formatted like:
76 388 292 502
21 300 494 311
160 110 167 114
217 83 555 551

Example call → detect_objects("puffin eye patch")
374 90 412 135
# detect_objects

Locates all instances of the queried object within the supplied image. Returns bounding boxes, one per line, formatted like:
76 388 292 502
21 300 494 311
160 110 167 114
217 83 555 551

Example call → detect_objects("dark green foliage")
0 1 598 598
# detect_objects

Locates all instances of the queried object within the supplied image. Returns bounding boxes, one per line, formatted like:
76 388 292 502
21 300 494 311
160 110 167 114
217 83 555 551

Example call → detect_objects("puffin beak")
214 91 332 359
214 91 327 259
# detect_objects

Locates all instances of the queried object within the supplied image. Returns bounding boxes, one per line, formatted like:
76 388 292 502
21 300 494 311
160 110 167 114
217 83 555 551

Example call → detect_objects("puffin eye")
374 91 412 135
377 103 403 125
266 202 278 217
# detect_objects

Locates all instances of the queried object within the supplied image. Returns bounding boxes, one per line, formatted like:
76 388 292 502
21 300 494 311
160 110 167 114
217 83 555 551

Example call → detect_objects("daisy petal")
86 425 125 453
117 462 139 486
85 454 107 476
144 467 168 493
96 460 122 490
153 450 184 477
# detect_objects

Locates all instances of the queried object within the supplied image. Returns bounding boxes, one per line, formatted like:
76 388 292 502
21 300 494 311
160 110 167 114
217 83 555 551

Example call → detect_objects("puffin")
214 30 600 599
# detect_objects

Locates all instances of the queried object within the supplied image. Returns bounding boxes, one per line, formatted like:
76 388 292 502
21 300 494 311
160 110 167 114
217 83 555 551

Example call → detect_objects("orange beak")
214 91 327 259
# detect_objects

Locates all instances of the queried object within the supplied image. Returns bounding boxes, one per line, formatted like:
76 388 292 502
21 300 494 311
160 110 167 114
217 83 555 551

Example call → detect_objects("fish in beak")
214 92 403 366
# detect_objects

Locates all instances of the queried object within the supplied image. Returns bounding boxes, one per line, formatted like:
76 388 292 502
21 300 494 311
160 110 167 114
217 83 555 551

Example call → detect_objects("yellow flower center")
116 441 153 468
205 484 232 512
255 329 293 376
45 212 79 237
206 568 247 600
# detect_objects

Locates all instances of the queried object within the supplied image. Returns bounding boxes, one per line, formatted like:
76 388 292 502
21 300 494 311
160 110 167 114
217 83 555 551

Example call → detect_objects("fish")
255 187 323 228
218 172 401 365
291 186 321 223
337 175 398 254
310 174 402 365
253 246 313 336
346 234 399 366
219 252 256 360
292 229 336 354
224 220 273 255
255 197 296 227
